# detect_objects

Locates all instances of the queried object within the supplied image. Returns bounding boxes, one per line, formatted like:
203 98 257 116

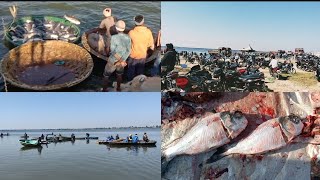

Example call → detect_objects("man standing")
87 8 116 56
269 55 278 74
102 20 131 92
161 43 177 76
127 15 155 81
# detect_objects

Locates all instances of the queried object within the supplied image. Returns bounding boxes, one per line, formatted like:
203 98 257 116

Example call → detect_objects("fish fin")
200 146 230 167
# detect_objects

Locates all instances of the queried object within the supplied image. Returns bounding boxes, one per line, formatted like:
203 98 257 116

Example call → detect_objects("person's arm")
148 30 155 51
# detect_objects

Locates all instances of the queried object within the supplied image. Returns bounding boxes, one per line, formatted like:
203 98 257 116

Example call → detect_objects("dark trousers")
127 57 146 81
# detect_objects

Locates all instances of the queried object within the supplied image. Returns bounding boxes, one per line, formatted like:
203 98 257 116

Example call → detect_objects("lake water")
0 1 160 91
0 128 160 180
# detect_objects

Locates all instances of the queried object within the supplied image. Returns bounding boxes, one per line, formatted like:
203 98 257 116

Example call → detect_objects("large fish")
64 15 81 25
205 114 304 164
162 111 248 173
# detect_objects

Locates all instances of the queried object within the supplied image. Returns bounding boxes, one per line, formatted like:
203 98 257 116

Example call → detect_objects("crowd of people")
87 7 161 92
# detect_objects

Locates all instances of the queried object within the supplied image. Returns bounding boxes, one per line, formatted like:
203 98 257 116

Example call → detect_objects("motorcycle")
278 62 296 74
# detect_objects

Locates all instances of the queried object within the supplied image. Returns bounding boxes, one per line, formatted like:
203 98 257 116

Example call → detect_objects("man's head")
134 15 144 26
166 43 174 51
135 134 138 135
103 8 112 17
115 20 126 32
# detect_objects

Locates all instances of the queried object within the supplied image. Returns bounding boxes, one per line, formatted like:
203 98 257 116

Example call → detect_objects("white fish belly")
227 119 286 155
163 113 229 160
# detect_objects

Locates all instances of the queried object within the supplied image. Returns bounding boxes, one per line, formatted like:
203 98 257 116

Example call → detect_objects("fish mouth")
233 110 243 119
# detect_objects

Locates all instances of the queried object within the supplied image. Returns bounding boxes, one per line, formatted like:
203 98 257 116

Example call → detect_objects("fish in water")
64 15 81 25
204 114 304 164
161 111 248 173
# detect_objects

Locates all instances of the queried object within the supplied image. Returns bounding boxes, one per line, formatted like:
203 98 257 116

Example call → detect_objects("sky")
162 2 320 52
0 93 160 130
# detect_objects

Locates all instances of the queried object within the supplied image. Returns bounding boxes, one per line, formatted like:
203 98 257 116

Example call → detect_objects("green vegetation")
288 72 317 87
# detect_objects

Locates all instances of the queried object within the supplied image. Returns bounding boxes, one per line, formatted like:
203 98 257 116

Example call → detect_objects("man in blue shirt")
132 134 139 143
102 20 131 92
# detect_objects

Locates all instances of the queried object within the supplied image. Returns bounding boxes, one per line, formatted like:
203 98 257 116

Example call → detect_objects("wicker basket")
81 28 108 61
0 40 93 91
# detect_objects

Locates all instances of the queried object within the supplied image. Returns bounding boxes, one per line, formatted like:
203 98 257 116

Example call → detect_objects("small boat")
99 140 157 147
75 137 99 140
20 135 29 138
97 138 125 145
20 139 41 147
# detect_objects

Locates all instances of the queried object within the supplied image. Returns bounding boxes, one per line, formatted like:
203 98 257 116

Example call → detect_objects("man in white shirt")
269 55 278 73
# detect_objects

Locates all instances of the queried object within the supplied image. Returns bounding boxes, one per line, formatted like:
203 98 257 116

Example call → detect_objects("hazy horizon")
162 2 320 52
0 93 160 129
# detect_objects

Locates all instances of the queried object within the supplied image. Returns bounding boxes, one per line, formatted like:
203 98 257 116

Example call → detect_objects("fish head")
219 111 248 139
279 114 304 140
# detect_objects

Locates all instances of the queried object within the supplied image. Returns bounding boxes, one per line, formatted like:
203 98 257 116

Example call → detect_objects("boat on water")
20 135 29 138
0 133 9 136
75 137 99 140
98 140 157 147
20 139 41 147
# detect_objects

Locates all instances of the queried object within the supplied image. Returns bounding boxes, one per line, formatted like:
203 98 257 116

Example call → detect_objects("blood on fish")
272 122 280 128
239 154 247 162
255 155 264 161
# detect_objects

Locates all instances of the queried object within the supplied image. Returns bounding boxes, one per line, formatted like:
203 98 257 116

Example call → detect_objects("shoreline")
0 126 161 132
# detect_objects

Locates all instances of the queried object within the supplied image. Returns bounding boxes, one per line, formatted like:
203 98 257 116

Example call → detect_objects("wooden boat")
4 15 81 48
20 139 41 147
97 138 125 144
0 40 93 91
98 140 157 147
75 137 99 140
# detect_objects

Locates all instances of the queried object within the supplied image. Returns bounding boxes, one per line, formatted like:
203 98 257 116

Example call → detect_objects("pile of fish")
7 17 79 44
161 92 320 179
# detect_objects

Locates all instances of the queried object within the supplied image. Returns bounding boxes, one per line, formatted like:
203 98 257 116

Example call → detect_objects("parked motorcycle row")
162 55 269 92
296 54 320 81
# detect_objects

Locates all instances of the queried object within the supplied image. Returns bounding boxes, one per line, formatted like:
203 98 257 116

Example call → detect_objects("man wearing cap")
161 43 177 76
102 20 131 92
87 7 116 56
127 15 155 81
99 7 116 37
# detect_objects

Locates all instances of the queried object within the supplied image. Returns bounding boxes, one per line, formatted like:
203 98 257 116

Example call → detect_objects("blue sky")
162 2 320 52
0 93 160 130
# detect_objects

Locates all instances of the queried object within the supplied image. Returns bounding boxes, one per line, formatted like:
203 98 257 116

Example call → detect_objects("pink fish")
205 114 304 164
162 111 248 173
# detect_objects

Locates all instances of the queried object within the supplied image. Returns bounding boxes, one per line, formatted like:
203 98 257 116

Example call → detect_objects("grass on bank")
287 72 318 87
